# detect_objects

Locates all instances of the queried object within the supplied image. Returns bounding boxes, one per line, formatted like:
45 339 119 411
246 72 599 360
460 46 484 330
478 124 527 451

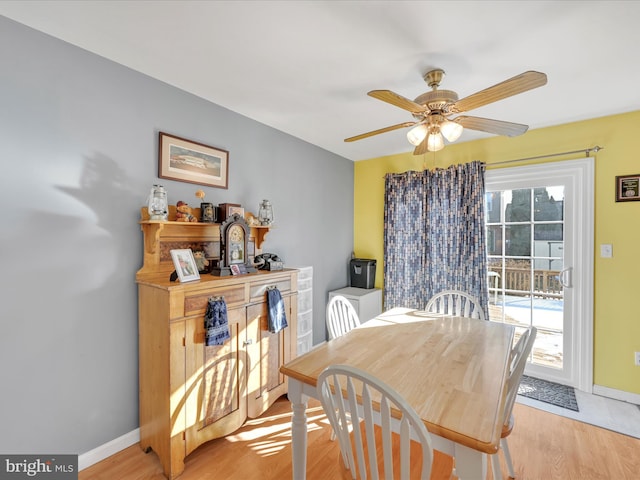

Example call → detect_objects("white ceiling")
2 0 639 161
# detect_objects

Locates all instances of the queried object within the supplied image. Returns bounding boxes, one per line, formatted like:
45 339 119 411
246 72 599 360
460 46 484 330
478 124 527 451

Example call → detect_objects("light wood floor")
79 396 640 480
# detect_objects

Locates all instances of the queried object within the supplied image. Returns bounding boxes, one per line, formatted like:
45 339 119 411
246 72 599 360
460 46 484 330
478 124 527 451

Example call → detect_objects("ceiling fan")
345 69 547 155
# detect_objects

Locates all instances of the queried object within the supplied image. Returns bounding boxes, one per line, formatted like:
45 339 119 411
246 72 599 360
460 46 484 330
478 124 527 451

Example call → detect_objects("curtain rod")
384 145 604 178
486 145 604 166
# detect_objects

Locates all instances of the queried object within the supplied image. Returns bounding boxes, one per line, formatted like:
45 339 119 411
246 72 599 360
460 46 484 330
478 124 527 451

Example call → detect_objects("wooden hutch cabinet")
136 207 298 479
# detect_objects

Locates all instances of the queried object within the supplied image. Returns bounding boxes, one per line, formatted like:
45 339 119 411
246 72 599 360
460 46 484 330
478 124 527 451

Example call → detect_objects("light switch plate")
600 244 613 258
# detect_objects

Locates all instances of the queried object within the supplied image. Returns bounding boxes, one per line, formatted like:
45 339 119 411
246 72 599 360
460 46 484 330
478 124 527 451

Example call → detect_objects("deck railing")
489 268 562 299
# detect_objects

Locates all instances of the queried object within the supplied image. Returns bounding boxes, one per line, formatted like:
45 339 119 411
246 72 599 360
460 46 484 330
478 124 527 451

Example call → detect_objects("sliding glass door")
485 159 594 391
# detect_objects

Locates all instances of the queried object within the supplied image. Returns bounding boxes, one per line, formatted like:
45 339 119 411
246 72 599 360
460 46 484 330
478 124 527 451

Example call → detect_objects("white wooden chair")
325 295 362 441
317 364 435 480
326 295 361 340
425 289 486 321
490 326 537 480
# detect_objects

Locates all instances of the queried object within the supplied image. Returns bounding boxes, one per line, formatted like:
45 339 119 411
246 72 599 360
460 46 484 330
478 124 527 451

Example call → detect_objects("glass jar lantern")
258 199 274 226
148 184 168 221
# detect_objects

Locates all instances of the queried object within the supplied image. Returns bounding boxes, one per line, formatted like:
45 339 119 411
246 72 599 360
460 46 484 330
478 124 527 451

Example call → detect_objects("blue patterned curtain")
383 161 489 318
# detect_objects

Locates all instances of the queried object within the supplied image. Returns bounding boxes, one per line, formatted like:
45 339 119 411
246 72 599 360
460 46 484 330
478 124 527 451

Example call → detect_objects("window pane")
534 225 563 270
505 224 531 256
534 186 564 221
485 191 501 223
487 225 503 255
504 259 532 295
505 189 531 222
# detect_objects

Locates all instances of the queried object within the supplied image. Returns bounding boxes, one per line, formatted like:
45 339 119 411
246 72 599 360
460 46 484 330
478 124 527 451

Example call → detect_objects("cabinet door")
246 296 293 418
184 306 247 455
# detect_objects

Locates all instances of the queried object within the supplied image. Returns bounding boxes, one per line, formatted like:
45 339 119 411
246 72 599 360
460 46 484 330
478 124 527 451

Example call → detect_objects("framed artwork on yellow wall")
615 174 640 202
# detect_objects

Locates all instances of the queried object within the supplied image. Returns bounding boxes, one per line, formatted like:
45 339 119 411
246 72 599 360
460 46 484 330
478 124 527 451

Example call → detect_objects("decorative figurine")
175 201 198 222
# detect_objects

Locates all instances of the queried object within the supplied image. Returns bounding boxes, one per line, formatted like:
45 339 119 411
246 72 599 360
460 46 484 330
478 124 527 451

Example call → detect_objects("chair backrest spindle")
327 295 361 340
317 364 434 480
425 289 486 320
503 326 537 426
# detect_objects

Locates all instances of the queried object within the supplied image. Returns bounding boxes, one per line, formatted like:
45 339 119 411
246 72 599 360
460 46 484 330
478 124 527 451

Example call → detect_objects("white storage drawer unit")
328 287 382 324
296 266 313 355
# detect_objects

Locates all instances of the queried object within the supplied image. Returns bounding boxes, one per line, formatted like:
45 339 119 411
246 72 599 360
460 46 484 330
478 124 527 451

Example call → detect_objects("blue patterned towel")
267 287 288 334
204 297 230 346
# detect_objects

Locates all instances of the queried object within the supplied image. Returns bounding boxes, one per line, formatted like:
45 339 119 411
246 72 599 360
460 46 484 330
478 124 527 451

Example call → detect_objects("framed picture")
229 206 245 217
170 249 201 282
159 132 229 189
615 174 640 202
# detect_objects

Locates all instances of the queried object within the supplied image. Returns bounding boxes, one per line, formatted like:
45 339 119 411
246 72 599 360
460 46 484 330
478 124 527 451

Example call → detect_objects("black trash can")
350 258 376 289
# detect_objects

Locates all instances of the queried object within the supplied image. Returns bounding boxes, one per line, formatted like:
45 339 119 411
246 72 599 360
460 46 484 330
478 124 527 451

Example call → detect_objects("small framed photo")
229 206 245 217
615 174 640 202
219 203 241 222
159 132 229 189
170 249 201 282
230 264 241 276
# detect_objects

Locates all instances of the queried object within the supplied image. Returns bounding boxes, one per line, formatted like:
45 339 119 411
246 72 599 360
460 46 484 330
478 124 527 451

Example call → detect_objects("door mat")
518 375 579 412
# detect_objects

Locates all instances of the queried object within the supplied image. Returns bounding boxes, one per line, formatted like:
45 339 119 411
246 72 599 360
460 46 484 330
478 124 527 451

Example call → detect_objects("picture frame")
219 203 241 222
170 249 201 282
615 174 640 202
228 206 245 218
159 132 229 189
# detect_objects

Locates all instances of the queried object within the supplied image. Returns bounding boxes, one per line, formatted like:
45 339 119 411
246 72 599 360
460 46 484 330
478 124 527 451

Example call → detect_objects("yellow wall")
354 110 640 395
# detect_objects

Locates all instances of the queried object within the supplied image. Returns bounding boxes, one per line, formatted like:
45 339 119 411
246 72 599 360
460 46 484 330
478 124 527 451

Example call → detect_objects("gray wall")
0 17 353 455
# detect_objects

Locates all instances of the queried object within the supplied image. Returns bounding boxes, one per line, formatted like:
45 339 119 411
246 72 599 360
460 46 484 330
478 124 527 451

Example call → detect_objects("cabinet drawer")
298 288 312 312
298 309 312 335
249 276 292 301
297 330 313 356
184 284 247 317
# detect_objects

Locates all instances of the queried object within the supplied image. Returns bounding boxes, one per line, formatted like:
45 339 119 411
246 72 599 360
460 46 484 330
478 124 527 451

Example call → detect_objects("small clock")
211 213 256 276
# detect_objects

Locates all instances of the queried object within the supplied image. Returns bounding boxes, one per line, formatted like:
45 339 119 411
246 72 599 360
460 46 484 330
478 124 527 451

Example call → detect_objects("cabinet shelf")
137 207 271 279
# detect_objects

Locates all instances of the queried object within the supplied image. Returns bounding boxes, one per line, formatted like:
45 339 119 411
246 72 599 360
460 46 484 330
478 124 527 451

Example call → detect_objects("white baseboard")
593 384 640 405
78 428 140 471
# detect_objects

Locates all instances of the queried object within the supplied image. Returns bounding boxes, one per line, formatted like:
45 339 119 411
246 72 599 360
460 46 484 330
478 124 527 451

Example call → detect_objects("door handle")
560 267 572 288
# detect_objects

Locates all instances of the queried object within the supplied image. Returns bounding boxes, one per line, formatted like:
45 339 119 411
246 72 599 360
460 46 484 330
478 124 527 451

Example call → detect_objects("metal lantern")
148 184 168 221
258 199 274 226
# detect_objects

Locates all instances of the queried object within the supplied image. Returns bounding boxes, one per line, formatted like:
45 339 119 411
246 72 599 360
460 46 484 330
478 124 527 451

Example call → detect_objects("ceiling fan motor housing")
413 90 459 118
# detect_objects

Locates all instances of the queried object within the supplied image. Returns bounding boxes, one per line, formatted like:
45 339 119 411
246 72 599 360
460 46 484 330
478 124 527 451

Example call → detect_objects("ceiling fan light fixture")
427 130 444 151
441 120 463 142
406 124 428 146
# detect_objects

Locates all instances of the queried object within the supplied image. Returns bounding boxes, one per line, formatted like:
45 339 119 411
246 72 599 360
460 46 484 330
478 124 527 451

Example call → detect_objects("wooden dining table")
280 307 515 480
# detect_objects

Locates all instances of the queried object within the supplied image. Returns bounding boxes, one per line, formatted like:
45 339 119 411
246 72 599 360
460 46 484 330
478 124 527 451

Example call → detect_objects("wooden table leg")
287 379 308 480
453 443 487 480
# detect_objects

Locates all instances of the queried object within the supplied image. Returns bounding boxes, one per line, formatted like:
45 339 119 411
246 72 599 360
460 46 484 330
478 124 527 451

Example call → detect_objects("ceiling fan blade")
413 138 428 155
452 71 547 113
456 116 529 137
344 122 415 142
368 90 427 114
